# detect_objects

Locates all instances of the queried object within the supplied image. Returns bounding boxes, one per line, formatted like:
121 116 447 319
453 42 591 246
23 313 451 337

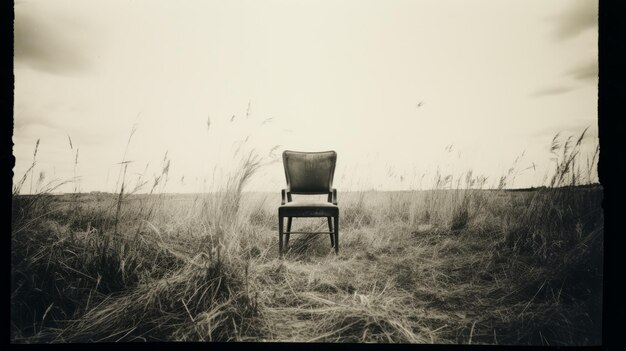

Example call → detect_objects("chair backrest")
283 150 337 194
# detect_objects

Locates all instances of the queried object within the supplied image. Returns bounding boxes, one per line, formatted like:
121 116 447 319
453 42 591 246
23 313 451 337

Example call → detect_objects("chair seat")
281 201 337 208
279 201 338 217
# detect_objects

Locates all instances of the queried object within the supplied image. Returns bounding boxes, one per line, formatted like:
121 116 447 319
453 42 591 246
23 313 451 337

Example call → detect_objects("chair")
278 150 339 257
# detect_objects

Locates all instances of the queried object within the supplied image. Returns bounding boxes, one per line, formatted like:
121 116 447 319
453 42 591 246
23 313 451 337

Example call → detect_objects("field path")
247 224 488 343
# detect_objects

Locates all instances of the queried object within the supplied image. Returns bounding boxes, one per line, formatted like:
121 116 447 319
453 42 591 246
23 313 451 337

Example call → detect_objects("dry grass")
11 129 602 345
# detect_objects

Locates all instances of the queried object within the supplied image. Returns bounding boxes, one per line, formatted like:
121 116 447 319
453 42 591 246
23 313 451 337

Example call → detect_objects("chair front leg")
278 215 284 258
333 215 339 255
285 217 292 248
327 217 334 247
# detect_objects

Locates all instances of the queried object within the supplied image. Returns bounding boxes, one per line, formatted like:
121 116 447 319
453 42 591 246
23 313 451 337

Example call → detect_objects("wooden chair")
278 150 339 257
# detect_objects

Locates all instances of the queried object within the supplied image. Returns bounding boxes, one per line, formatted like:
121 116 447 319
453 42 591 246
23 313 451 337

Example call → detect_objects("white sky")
13 0 598 193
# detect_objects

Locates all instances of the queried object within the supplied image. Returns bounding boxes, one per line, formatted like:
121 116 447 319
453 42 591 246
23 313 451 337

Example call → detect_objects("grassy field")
11 132 603 345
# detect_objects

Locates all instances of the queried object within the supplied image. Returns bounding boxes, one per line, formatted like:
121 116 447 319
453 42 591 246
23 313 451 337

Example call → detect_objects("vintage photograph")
11 0 602 345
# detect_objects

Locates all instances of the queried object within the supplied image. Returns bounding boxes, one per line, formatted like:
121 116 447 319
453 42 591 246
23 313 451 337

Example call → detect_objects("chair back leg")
327 217 334 247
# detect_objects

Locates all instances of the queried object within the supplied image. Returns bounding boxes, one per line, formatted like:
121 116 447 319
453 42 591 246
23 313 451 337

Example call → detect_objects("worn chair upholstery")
278 150 339 257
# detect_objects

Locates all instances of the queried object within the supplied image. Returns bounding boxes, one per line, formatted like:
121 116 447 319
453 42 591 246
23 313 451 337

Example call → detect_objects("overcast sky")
13 0 598 193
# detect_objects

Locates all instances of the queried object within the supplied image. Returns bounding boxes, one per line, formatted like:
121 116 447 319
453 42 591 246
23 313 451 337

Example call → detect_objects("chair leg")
327 217 334 247
278 215 284 258
333 215 339 255
285 217 292 248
